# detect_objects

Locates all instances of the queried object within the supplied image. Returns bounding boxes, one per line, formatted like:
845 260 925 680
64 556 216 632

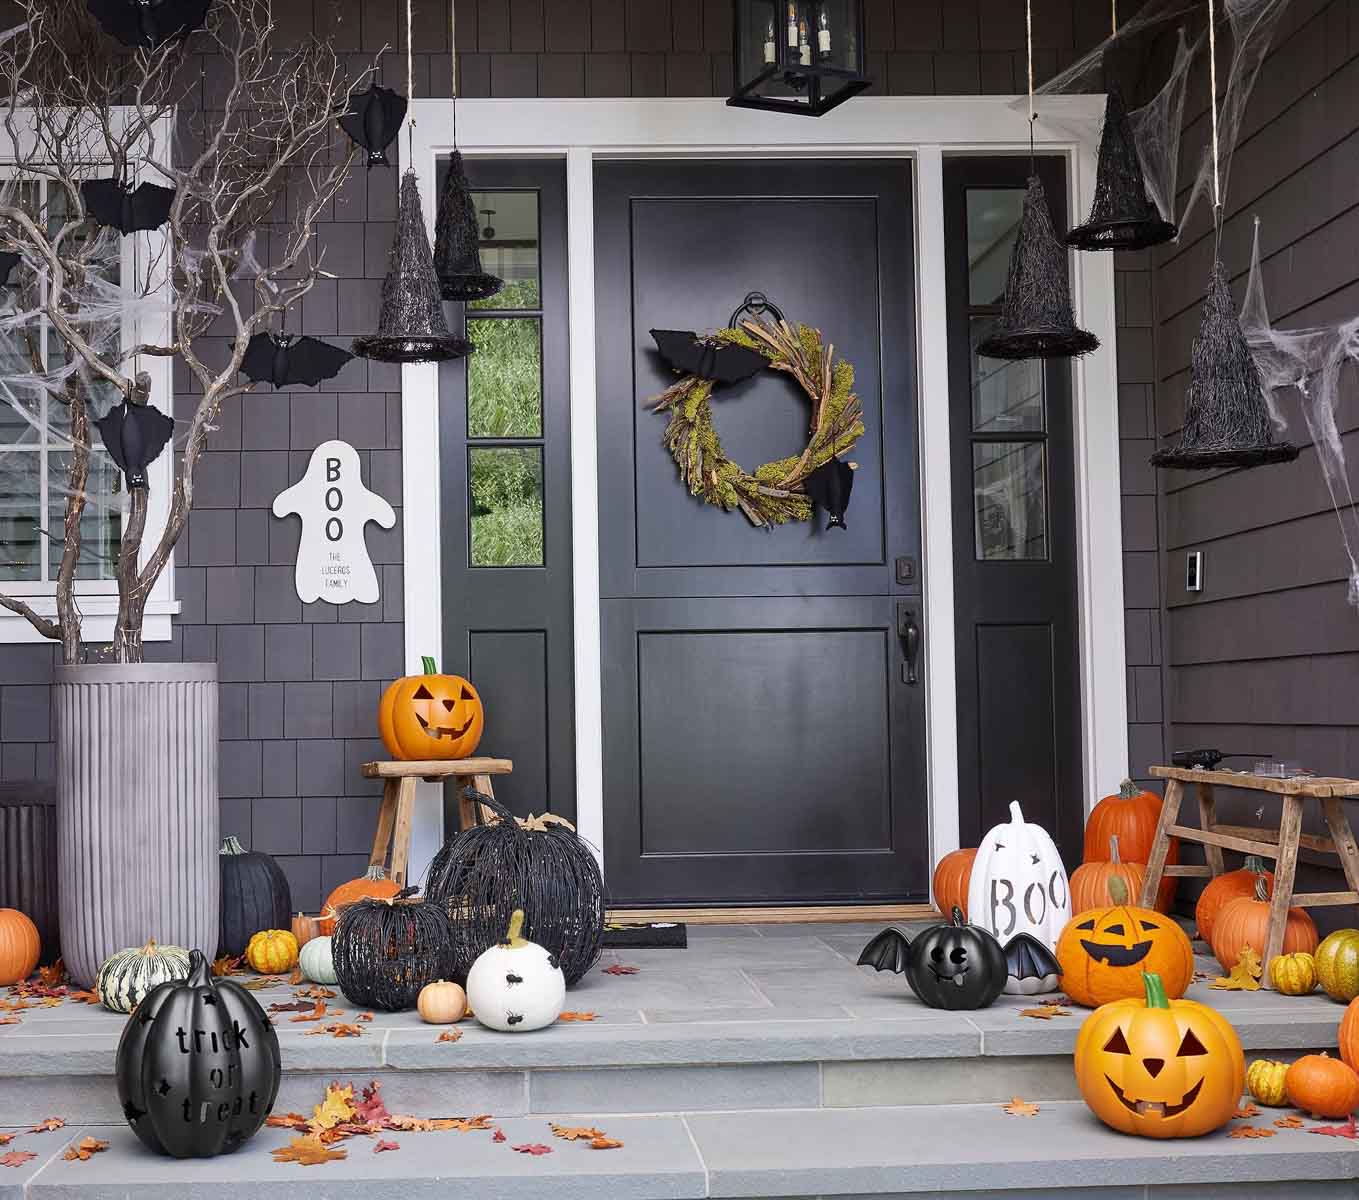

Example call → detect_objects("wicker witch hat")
976 175 1099 361
1067 86 1177 252
353 170 472 364
433 150 503 303
1151 260 1298 471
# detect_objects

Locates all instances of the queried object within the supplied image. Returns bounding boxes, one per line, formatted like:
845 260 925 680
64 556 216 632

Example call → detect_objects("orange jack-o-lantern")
378 656 484 761
1075 971 1244 1139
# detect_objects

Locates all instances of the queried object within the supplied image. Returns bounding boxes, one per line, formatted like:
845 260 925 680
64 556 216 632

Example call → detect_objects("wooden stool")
1140 765 1359 981
360 757 513 886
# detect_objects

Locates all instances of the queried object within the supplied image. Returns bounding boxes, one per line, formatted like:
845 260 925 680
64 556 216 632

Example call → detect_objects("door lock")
896 603 920 686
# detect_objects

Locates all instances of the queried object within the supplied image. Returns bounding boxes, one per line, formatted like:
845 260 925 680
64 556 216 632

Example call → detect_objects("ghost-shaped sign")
272 439 395 605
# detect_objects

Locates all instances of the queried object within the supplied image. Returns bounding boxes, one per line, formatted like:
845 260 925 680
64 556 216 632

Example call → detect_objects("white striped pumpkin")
96 940 191 1013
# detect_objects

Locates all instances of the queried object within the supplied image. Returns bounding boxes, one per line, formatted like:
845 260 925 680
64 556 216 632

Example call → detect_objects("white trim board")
400 95 1127 883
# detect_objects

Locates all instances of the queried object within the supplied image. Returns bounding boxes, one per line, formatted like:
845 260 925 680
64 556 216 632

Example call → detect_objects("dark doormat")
602 922 688 949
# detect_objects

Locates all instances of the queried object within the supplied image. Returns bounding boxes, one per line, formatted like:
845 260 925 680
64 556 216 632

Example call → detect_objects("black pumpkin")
218 835 291 958
115 949 280 1158
858 907 1008 1010
332 889 456 1012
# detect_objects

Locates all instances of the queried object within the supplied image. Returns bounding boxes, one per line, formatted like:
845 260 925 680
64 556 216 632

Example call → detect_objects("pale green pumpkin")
298 934 337 985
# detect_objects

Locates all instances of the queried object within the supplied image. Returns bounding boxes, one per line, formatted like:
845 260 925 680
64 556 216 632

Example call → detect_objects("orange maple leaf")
66 990 100 1005
1211 946 1263 992
551 1124 606 1141
272 1135 348 1165
211 955 242 978
1233 1103 1261 1119
290 1001 333 1023
558 1011 599 1022
27 1118 64 1134
1229 1125 1275 1138
0 1016 20 1026
436 1029 462 1043
37 960 66 988
1003 1097 1040 1117
296 985 336 1000
1274 1115 1305 1129
62 1136 109 1161
265 1113 311 1131
590 1136 624 1150
1018 1005 1070 1020
357 1013 374 1022
0 1133 12 1146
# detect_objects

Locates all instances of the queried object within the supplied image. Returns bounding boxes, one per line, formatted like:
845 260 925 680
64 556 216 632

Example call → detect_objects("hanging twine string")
1025 0 1036 170
1112 0 1118 38
1207 0 1222 216
406 0 416 158
449 0 458 147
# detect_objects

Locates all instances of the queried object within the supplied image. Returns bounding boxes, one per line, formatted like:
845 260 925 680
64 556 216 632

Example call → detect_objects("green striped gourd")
96 940 191 1013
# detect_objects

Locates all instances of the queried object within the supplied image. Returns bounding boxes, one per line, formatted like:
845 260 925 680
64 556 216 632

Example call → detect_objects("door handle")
897 603 919 686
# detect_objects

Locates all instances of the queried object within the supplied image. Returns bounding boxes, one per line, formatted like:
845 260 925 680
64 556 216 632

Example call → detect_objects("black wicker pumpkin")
331 888 456 1012
424 794 605 987
218 836 292 958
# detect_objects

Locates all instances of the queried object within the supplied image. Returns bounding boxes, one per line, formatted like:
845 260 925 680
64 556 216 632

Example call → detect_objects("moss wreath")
646 315 865 528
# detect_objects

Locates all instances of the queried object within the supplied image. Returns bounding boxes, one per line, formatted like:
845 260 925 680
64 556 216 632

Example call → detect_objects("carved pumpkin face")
379 657 484 761
1075 972 1244 1139
906 909 1008 1011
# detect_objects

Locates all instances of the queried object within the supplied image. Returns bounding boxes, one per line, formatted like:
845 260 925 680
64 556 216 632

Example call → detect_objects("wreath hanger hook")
729 291 786 329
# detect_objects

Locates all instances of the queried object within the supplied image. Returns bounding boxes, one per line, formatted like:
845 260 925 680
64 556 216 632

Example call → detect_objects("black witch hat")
353 170 472 364
976 176 1099 361
1067 87 1177 252
1151 260 1298 471
433 151 503 303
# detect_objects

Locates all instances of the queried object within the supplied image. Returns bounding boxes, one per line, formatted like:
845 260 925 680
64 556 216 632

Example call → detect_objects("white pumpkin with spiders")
465 909 565 1032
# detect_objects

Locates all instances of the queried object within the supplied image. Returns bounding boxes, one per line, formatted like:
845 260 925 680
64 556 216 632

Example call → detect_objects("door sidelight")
897 603 920 686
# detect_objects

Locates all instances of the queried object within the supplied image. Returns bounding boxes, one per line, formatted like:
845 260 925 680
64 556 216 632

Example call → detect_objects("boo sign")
273 440 395 605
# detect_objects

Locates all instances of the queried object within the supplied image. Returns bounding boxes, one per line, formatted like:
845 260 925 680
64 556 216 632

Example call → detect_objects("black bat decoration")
856 926 912 974
95 401 175 489
1001 932 1062 996
802 456 855 531
85 0 212 49
650 329 767 384
339 83 409 169
0 251 18 288
81 178 176 234
240 332 354 388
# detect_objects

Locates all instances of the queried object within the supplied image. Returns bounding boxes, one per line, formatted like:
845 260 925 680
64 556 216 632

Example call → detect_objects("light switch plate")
1185 550 1203 593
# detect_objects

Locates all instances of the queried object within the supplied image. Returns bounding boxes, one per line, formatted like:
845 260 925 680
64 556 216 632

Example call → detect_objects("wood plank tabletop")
1149 765 1359 798
361 757 513 778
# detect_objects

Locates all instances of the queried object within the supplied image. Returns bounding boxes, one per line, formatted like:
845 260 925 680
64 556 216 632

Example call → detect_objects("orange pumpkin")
1340 998 1359 1073
931 848 977 919
0 909 40 986
291 913 320 949
1084 779 1177 912
378 656 484 761
1070 835 1146 916
1210 872 1317 971
1285 1053 1359 1119
1195 856 1274 943
318 866 402 934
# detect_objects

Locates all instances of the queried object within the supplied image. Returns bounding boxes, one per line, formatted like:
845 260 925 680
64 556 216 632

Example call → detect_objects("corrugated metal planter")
0 784 60 964
54 663 219 989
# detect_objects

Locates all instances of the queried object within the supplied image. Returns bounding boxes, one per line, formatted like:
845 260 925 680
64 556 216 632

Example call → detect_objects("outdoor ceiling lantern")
728 0 870 117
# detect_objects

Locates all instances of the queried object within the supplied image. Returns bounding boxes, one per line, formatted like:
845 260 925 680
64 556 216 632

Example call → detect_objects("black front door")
595 159 925 907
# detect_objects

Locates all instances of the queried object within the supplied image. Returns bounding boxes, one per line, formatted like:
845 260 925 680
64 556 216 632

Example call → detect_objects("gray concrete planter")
54 662 219 988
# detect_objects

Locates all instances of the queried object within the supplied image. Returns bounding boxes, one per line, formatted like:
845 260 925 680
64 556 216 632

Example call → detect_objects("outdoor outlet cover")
1185 550 1203 593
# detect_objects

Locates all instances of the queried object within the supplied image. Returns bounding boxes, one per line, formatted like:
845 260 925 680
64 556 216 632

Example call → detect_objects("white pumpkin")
465 909 565 1032
966 801 1070 951
298 935 337 984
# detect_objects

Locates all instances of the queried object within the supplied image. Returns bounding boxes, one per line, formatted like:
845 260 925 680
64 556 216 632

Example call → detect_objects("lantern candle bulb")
798 17 811 64
817 6 831 56
764 18 776 62
787 1 797 47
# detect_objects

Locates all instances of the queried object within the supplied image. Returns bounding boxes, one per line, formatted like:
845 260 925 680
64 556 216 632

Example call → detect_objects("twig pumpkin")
931 848 976 919
0 908 40 986
1074 971 1244 1138
1285 1053 1359 1119
1210 874 1317 971
1055 877 1194 1007
1194 856 1273 943
1084 780 1178 912
378 655 484 761
1070 835 1146 916
1314 928 1359 1003
218 836 292 958
332 889 456 1011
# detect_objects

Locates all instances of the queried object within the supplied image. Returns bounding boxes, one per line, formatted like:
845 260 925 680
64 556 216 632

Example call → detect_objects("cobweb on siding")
1240 218 1359 607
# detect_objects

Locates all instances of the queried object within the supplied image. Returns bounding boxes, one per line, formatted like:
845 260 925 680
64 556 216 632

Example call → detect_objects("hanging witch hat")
976 175 1100 361
433 150 503 303
353 170 472 364
1067 85 1178 252
1150 260 1298 470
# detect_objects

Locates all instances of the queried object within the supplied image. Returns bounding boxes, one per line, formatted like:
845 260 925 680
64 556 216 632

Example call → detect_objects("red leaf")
1310 1116 1359 1139
354 1081 391 1126
602 964 639 976
0 1151 36 1168
373 1140 400 1153
512 1143 553 1155
492 1128 507 1143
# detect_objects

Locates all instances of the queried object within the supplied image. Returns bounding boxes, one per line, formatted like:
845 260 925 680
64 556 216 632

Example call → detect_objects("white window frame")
0 112 178 643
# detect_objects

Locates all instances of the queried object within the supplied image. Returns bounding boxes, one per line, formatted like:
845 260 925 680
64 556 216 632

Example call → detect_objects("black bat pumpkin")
1001 931 1062 996
0 251 18 288
95 400 175 488
86 0 212 48
858 907 1008 1010
649 329 767 384
339 82 408 169
802 456 855 530
116 948 280 1158
239 332 354 388
81 178 177 234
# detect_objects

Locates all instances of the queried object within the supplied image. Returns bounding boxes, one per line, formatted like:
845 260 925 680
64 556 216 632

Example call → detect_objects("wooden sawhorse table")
1140 765 1359 980
360 757 513 887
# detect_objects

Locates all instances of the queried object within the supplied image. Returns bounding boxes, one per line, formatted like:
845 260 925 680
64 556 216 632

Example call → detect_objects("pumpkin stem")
504 908 527 947
421 655 438 674
364 865 390 882
1109 834 1121 864
1007 800 1025 823
1245 855 1266 874
219 835 246 856
186 949 212 987
1118 779 1140 800
1107 875 1130 906
141 939 159 954
1142 971 1170 1009
1254 873 1270 902
949 905 966 928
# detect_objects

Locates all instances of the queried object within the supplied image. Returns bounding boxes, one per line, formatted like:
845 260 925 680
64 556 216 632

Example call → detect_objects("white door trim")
399 95 1126 886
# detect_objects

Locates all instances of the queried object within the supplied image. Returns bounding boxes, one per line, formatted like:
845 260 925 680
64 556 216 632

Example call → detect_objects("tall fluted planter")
0 784 60 964
55 663 219 989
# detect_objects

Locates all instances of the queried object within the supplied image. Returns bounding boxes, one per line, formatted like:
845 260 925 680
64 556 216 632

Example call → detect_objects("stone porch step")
1 1101 1357 1199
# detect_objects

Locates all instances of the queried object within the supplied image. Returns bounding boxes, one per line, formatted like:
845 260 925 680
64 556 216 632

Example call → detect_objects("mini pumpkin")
1268 951 1317 996
1315 929 1359 1003
466 909 565 1032
417 979 467 1024
1210 873 1317 971
1285 1053 1359 1119
96 940 192 1014
1339 998 1359 1072
1074 971 1244 1138
245 929 298 975
378 655 484 761
318 866 402 935
291 913 320 949
1245 1058 1290 1107
1084 779 1178 911
0 908 40 986
1055 877 1194 1008
931 847 977 919
298 935 336 985
1070 835 1146 916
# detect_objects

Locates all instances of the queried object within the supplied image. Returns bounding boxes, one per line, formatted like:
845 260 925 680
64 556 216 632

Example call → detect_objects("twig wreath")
647 314 865 528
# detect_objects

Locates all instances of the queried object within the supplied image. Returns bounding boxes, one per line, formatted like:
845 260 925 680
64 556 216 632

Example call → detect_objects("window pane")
467 317 542 438
0 325 42 447
469 446 543 567
973 441 1047 561
967 188 1024 306
49 450 121 580
469 190 539 310
0 449 42 580
971 316 1044 433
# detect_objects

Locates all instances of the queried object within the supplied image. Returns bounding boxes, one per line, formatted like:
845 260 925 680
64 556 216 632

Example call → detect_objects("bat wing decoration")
339 83 409 169
95 401 176 489
856 927 913 974
802 456 855 531
1001 933 1062 996
240 332 354 388
650 329 767 384
85 0 212 49
0 251 18 288
81 178 177 234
